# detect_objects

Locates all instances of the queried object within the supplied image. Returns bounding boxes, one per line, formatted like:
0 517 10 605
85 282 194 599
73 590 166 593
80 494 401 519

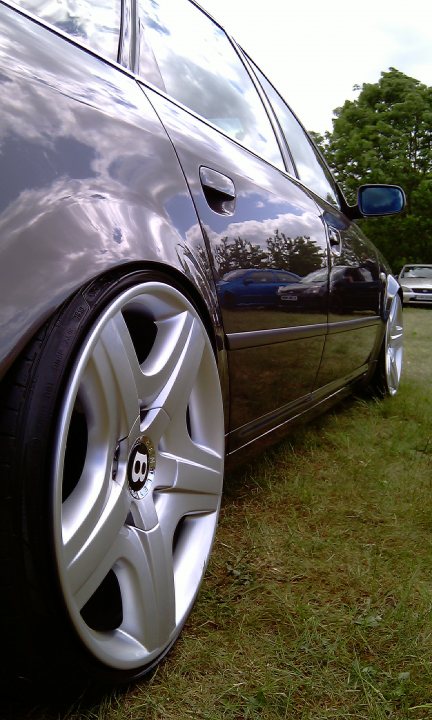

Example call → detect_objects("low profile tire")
372 293 404 396
0 271 224 689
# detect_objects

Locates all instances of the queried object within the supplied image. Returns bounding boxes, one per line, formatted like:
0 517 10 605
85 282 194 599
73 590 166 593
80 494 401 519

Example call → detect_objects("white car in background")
398 265 432 305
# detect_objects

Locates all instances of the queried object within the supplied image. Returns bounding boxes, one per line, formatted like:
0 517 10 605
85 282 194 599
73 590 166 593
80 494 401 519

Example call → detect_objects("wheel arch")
0 261 227 688
383 273 403 321
1 259 230 426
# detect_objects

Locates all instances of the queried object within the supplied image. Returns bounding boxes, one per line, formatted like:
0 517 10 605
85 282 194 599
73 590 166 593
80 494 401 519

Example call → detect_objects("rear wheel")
0 271 224 689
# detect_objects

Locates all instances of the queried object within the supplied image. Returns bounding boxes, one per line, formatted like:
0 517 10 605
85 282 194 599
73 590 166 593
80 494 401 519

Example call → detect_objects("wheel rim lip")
385 295 403 396
52 281 224 670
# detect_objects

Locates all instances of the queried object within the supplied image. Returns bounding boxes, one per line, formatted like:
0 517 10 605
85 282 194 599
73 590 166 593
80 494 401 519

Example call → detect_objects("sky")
201 0 432 135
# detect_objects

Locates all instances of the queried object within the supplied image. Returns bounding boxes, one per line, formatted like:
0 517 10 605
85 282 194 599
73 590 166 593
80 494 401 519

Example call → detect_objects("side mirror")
358 184 406 217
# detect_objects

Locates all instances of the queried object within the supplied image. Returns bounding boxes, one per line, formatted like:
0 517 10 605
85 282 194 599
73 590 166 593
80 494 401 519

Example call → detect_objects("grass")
5 307 432 720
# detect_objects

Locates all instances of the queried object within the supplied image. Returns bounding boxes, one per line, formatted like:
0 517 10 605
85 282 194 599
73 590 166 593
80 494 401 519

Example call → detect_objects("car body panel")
144 86 331 448
0 3 224 385
313 204 384 390
0 0 406 688
0 0 401 454
218 269 302 309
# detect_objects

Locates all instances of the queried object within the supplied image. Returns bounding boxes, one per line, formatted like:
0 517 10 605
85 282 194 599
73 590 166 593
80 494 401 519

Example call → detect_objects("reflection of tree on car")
218 268 301 308
0 0 406 693
215 232 326 277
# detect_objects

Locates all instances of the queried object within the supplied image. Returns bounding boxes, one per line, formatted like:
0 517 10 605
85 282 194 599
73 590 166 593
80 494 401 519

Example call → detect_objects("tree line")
215 232 325 277
311 68 432 271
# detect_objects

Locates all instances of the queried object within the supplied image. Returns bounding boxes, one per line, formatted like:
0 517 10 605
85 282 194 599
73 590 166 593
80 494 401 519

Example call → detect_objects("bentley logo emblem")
127 437 156 499
130 448 148 488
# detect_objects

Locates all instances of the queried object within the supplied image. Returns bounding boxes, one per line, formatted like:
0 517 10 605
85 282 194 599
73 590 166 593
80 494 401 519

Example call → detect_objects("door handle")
199 166 236 215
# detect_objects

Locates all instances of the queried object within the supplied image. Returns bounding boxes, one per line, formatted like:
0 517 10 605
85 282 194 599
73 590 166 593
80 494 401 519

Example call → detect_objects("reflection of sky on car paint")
141 0 284 169
15 0 121 60
0 134 97 213
194 209 324 249
179 191 311 238
0 9 216 364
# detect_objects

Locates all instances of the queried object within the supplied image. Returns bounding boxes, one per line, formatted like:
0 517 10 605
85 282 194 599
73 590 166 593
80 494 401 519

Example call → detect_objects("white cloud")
200 210 322 249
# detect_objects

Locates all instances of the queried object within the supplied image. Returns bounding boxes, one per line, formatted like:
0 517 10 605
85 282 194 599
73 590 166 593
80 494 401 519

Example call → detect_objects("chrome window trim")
244 51 341 208
118 0 136 69
133 0 287 173
237 44 297 178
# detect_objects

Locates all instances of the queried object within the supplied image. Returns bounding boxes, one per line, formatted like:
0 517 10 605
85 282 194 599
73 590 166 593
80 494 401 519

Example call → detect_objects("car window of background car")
138 0 284 170
400 265 432 278
16 0 121 61
249 61 339 207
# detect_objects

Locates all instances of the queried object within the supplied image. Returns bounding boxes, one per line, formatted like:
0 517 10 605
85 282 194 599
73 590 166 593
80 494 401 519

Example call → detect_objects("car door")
252 64 383 394
134 0 330 451
315 209 382 390
221 269 301 308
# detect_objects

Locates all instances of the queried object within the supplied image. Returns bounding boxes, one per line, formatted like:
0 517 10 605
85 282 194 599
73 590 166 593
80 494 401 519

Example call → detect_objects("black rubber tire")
0 268 224 693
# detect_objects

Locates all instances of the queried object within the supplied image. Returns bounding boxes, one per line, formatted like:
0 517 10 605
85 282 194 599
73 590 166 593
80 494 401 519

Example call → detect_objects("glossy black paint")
0 2 225 394
145 88 332 443
0 0 403 463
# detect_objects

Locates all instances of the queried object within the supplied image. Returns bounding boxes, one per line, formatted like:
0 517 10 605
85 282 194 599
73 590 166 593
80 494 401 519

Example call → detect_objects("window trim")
134 0 288 174
118 0 136 69
242 49 343 208
237 45 298 179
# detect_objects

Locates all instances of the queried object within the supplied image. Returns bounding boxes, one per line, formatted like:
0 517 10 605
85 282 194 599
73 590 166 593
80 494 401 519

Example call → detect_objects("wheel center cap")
127 436 156 499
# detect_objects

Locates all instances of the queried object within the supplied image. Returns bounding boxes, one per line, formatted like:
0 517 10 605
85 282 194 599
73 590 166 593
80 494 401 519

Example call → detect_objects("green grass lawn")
9 308 432 720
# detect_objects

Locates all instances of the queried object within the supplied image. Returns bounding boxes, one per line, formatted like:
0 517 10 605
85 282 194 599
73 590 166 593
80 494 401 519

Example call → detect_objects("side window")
274 271 299 283
252 65 339 206
250 272 274 283
16 0 121 61
139 0 284 170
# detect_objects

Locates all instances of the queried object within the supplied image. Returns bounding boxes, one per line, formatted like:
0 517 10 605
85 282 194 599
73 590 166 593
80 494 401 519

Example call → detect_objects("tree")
215 236 266 276
319 69 432 269
266 231 325 276
213 231 325 277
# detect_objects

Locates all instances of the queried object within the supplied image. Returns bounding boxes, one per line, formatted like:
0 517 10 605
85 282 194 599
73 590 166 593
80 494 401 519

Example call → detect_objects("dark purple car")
0 0 405 691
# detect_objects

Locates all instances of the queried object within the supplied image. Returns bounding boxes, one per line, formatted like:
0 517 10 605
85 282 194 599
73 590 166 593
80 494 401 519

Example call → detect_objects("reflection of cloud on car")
0 0 406 693
218 268 301 308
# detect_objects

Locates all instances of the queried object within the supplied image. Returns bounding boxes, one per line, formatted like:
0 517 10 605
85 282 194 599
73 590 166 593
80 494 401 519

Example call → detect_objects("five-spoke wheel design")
52 279 224 671
383 293 403 396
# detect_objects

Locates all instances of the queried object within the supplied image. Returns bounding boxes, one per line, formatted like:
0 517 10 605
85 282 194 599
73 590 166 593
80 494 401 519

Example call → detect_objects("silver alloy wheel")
52 281 224 670
384 293 403 395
